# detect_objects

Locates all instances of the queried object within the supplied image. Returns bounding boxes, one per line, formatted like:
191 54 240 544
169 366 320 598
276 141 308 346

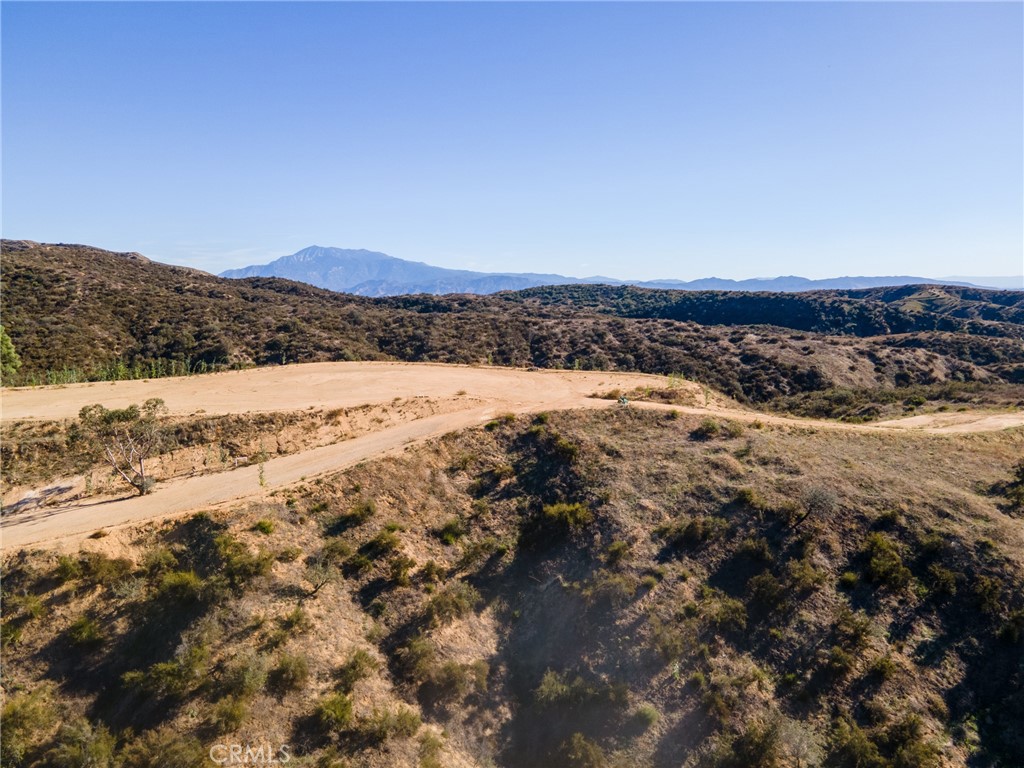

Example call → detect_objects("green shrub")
269 652 310 694
999 609 1024 643
389 555 416 587
826 645 856 678
634 704 660 729
604 540 630 566
210 697 248 733
317 692 354 730
659 515 728 548
838 571 858 590
562 732 607 768
428 660 489 702
253 519 275 534
1 688 53 765
122 641 211 698
535 669 571 707
1005 459 1024 510
325 499 376 534
343 553 373 577
426 582 482 626
869 653 897 682
691 418 721 440
156 570 206 603
220 652 269 698
583 569 638 609
734 487 768 511
862 532 912 589
43 718 116 768
484 412 516 430
281 606 312 634
359 706 421 743
709 596 747 633
81 552 134 586
9 592 45 620
738 536 773 562
119 726 207 767
434 518 467 545
748 572 786 610
649 615 693 662
55 554 83 582
834 605 873 651
361 530 400 559
882 714 941 768
828 717 886 768
420 560 445 583
215 535 273 590
457 537 508 570
787 557 825 592
721 421 745 439
67 616 104 648
973 575 1002 614
705 719 784 768
419 732 445 768
397 636 437 683
534 669 628 711
321 537 353 562
336 648 380 693
142 546 178 576
274 548 301 565
925 564 959 599
542 502 593 531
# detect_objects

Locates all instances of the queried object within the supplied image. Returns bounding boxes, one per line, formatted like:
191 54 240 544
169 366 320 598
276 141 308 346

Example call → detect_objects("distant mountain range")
218 245 1017 296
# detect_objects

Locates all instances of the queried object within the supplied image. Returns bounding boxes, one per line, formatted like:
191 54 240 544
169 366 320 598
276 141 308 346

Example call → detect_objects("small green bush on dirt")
358 706 421 743
336 648 380 693
43 718 116 768
561 732 607 768
67 616 104 648
253 519 275 534
862 533 912 590
210 697 249 734
691 418 721 440
325 500 376 535
1 688 54 765
317 692 354 731
542 502 593 530
119 725 207 767
426 581 482 626
155 570 207 604
433 518 467 545
269 652 310 695
220 651 269 699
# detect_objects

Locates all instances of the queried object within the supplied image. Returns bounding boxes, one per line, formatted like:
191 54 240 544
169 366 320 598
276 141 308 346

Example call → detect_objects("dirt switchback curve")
2 362 1021 550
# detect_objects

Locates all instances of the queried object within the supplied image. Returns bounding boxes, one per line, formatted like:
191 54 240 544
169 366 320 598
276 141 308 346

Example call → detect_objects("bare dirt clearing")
2 362 1021 550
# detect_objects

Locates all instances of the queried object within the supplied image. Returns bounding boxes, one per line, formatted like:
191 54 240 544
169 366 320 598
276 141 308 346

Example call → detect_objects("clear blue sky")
3 1 1022 280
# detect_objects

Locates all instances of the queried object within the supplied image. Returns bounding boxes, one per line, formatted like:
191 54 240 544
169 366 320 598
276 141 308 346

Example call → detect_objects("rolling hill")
3 241 1023 409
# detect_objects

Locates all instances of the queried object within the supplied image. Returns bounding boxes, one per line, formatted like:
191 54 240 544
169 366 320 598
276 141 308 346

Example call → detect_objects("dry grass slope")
3 409 1022 767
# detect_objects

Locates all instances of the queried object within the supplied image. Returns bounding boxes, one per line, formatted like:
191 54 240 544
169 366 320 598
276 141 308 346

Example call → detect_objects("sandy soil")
0 361 662 421
2 362 1021 550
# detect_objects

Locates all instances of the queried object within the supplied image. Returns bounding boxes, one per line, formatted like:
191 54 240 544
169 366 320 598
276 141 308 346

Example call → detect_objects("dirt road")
3 362 1021 550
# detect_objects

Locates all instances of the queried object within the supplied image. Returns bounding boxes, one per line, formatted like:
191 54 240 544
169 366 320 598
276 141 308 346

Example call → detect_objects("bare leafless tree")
78 398 168 495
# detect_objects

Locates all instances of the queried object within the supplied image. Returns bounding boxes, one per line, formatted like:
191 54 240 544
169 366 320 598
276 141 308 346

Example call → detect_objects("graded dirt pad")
0 361 665 421
0 363 669 548
2 361 1021 550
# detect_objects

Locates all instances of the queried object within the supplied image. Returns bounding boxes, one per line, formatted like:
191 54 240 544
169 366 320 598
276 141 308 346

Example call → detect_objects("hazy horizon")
3 2 1021 280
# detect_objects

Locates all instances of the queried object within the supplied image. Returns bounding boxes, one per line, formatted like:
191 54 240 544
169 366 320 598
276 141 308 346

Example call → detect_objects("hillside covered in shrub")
3 409 1023 766
3 241 1023 407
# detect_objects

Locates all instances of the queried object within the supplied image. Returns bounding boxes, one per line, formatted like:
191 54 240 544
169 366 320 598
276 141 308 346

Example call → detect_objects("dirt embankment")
2 362 1020 550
